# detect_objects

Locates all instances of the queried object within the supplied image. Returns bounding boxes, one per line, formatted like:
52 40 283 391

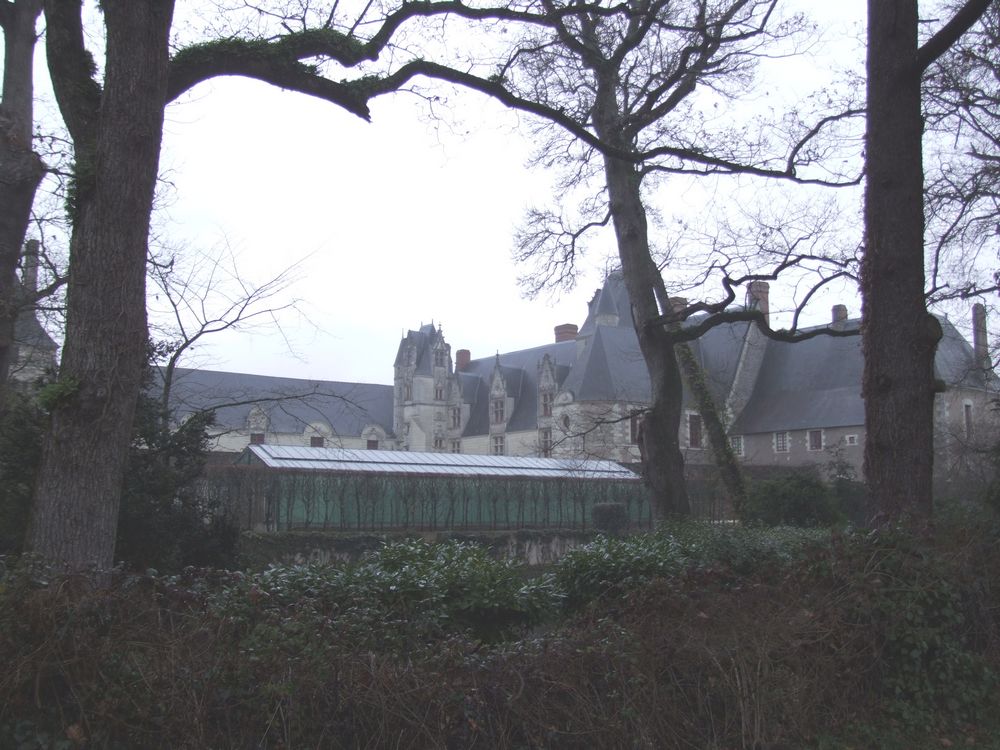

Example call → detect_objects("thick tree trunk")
601 158 690 518
591 72 689 519
0 0 45 404
26 0 175 573
862 0 939 524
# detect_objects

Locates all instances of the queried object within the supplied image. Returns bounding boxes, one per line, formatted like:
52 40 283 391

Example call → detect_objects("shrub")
3 524 1000 748
0 391 46 555
555 533 687 608
740 472 845 527
206 539 559 647
555 523 828 609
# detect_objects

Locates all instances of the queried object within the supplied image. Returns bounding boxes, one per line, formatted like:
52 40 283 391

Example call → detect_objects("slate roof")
460 341 577 434
164 367 394 438
164 273 995 449
728 314 997 435
561 325 648 402
393 323 440 374
14 307 57 354
577 272 633 336
729 321 864 434
936 315 996 390
688 319 753 406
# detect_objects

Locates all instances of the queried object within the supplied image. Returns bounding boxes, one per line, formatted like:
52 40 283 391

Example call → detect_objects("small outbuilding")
203 445 648 532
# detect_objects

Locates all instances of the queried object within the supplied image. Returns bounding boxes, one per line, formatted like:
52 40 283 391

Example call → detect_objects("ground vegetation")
3 515 1000 748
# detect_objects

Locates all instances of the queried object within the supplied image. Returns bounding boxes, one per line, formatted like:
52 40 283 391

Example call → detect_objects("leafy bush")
206 539 559 647
555 533 687 608
0 355 238 571
845 530 998 725
556 523 828 608
3 523 1000 748
740 472 845 527
0 391 46 555
665 521 827 572
117 403 238 572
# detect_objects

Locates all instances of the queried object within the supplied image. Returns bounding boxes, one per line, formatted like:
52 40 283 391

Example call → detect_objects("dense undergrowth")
2 515 1000 749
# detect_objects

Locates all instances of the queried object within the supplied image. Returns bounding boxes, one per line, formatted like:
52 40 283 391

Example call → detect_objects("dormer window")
493 399 505 424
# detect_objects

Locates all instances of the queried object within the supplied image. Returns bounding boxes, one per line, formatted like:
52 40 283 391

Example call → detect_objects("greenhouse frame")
201 445 651 532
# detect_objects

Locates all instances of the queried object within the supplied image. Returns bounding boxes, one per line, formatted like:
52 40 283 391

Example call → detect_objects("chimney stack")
832 304 848 325
22 239 39 297
455 349 471 372
973 303 990 370
554 323 579 342
748 281 769 325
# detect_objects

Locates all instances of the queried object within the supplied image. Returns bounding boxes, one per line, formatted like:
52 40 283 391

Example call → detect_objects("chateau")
166 273 998 480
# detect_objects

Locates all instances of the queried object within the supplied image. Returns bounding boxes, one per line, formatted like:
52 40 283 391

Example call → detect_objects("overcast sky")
33 1 870 386
158 79 605 385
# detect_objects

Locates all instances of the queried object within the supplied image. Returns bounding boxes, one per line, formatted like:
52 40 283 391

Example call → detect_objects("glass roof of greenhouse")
246 445 641 481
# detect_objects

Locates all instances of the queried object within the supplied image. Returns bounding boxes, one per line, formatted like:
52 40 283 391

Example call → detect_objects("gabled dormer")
431 324 451 372
537 353 559 418
489 355 510 430
247 404 269 444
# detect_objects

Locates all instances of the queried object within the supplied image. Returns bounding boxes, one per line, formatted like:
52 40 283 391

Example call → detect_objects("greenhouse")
201 445 650 532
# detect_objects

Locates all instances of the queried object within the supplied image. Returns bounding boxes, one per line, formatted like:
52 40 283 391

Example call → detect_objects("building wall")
736 426 866 477
208 430 380 453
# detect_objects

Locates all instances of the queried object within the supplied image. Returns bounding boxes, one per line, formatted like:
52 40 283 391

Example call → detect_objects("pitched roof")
730 314 997 435
935 315 997 390
459 340 577 434
729 321 864 434
246 444 641 480
164 367 394 438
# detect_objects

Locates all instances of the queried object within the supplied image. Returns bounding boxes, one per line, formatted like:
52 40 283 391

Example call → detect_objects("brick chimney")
832 304 848 325
554 323 579 342
455 349 471 372
748 281 769 325
973 303 990 370
22 239 39 297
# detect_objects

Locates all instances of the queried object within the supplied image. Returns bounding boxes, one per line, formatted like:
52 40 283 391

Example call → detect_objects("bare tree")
383 0 863 518
923 1 1000 308
0 1 45 406
25 0 514 574
862 0 993 525
147 241 307 426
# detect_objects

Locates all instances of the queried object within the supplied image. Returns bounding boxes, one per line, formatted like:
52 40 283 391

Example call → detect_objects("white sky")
24 1 887 386
158 80 608 384
151 0 870 385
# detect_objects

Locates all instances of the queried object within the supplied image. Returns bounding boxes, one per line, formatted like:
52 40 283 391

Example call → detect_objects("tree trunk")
0 0 45 405
590 71 690 519
675 340 746 510
862 0 939 524
26 0 175 573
